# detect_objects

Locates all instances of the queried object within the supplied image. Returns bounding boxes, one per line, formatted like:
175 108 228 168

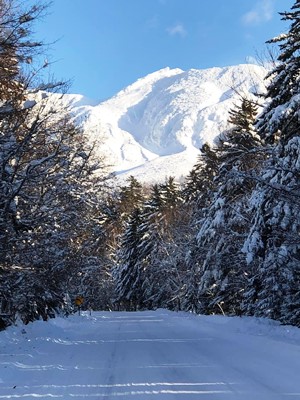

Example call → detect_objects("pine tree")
257 1 300 145
184 143 219 206
119 176 144 216
116 183 166 310
114 207 145 310
244 0 300 325
185 98 262 315
96 176 146 264
138 178 185 309
182 144 221 313
113 177 186 311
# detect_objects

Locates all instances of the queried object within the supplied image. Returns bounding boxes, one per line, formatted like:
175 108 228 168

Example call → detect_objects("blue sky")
33 0 293 101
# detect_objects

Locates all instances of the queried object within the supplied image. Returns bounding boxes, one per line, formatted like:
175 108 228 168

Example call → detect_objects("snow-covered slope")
68 64 267 182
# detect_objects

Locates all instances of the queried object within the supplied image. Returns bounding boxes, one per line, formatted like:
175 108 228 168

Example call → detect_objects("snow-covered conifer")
244 0 300 325
258 1 300 144
114 207 145 310
185 98 262 315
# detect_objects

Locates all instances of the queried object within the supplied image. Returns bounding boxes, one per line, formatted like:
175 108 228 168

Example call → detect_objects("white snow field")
1 310 300 399
60 64 267 183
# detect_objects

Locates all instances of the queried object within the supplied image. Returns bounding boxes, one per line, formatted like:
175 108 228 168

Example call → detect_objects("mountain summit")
70 64 267 182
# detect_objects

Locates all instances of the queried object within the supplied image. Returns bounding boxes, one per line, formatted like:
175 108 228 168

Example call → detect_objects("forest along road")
0 310 300 399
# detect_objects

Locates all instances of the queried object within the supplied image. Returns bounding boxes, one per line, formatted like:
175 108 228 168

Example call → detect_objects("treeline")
0 0 114 329
111 0 300 327
1 0 300 329
110 99 262 315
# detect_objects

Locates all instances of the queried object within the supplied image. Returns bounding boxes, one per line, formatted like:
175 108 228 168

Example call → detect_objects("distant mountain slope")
67 64 267 182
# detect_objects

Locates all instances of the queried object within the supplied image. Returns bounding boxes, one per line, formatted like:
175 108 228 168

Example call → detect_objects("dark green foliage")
114 177 187 311
183 143 219 206
114 207 145 310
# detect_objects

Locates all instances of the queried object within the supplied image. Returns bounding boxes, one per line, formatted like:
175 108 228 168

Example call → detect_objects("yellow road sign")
75 296 84 306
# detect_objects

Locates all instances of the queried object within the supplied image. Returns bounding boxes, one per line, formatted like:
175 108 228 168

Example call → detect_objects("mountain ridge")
66 64 268 182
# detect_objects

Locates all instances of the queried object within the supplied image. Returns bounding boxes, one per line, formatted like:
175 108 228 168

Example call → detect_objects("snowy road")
1 310 300 399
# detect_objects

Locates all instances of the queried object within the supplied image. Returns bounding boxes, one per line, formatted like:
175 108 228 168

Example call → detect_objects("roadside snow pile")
194 313 300 345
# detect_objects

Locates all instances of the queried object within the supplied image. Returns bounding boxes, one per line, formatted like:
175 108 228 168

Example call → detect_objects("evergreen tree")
119 175 144 217
184 143 219 206
257 1 300 145
185 98 262 315
115 183 167 310
114 207 144 310
244 0 300 325
114 177 186 311
138 178 185 309
182 143 221 313
98 175 145 254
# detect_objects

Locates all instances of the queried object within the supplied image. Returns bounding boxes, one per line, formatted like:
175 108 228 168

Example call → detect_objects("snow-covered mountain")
67 64 267 183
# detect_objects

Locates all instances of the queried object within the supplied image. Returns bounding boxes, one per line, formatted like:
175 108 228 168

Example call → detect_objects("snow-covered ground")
1 310 300 399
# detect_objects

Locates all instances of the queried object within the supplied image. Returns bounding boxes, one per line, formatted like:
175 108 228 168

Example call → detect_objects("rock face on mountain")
68 64 267 182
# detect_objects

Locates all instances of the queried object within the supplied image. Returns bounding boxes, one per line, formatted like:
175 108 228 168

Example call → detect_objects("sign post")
75 296 84 315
